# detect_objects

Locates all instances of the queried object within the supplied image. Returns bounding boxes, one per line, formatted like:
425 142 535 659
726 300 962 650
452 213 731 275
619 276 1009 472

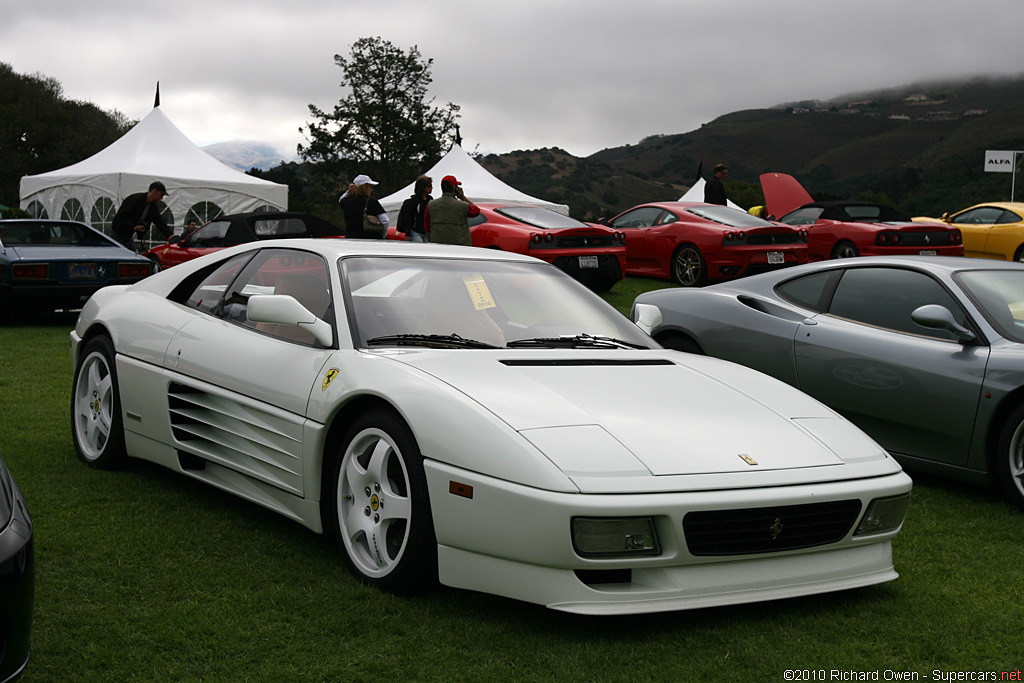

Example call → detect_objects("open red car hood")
761 173 814 219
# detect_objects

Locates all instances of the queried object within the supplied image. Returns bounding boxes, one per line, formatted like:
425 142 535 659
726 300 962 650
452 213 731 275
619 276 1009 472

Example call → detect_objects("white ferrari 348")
70 238 911 615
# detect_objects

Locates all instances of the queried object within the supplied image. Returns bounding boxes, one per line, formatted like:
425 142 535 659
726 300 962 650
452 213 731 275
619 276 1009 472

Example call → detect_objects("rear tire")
831 241 860 259
325 409 437 592
671 245 707 287
1013 245 1024 263
995 404 1024 511
71 336 127 469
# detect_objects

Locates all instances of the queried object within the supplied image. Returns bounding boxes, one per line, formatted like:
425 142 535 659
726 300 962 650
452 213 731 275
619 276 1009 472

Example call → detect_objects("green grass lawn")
2 280 1023 682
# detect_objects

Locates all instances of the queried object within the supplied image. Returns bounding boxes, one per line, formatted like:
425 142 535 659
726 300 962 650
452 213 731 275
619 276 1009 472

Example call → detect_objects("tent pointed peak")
154 81 160 108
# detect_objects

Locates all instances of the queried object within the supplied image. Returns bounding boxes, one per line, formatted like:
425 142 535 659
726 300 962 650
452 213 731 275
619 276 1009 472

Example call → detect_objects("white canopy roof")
679 177 744 211
379 144 570 217
19 107 287 232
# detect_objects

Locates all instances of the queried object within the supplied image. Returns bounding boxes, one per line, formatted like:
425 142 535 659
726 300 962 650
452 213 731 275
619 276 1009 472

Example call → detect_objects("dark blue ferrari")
0 219 154 320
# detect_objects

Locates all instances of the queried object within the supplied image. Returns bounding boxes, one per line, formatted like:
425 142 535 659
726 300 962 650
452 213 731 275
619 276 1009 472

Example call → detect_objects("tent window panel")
91 197 116 235
186 202 224 230
61 198 85 223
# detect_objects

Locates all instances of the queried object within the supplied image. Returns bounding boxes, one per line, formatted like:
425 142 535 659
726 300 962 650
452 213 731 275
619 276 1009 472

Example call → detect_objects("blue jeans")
408 232 428 243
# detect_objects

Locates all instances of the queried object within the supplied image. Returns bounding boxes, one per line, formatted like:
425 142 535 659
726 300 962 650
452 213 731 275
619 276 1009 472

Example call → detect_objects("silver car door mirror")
631 303 663 335
911 304 976 343
247 294 334 346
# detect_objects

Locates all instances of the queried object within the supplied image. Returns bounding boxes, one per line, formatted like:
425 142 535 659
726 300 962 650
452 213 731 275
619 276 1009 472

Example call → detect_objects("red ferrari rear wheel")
671 245 707 287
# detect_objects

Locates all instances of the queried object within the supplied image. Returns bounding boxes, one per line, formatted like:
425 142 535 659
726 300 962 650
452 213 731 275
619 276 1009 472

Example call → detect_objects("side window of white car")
225 248 333 345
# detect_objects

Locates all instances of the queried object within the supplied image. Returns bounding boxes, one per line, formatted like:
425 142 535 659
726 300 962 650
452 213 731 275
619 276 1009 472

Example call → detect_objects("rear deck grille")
683 499 862 556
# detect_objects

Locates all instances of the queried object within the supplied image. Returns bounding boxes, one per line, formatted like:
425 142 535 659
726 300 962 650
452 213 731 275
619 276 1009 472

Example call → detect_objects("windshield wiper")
506 333 648 350
365 333 499 349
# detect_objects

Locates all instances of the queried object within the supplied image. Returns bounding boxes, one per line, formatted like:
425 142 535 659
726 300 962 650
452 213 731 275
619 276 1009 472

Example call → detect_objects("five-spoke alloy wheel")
327 410 436 591
71 336 127 468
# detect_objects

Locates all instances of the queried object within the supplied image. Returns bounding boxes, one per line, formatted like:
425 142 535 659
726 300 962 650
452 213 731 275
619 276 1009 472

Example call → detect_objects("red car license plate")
919 250 937 256
767 252 784 265
69 263 97 279
579 256 599 269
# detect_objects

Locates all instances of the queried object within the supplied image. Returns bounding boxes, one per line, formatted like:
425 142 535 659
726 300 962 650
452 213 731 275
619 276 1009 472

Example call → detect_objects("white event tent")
379 144 570 218
19 106 288 236
679 177 744 211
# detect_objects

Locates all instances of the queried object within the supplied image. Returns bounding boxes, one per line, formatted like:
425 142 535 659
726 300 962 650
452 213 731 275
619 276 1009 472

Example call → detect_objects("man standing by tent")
112 181 172 251
425 175 479 246
704 164 729 206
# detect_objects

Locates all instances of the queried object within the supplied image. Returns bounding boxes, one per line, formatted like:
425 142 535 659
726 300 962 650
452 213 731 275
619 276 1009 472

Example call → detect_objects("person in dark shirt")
338 174 389 239
396 175 433 242
704 164 728 206
112 181 172 250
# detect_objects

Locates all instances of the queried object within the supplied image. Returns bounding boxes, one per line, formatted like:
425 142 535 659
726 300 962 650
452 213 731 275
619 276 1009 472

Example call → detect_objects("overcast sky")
4 0 1023 163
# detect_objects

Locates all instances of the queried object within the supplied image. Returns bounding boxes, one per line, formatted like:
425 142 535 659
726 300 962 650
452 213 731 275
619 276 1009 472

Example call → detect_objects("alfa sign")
985 150 1018 173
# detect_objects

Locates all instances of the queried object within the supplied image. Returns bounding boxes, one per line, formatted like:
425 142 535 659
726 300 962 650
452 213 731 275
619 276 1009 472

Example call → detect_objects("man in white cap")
338 174 389 239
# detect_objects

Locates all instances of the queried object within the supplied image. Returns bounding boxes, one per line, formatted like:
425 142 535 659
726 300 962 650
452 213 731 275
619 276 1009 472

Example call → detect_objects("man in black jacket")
704 164 728 206
112 181 172 250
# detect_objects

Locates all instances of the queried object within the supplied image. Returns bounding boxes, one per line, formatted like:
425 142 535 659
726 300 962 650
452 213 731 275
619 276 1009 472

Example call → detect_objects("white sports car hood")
387 350 883 477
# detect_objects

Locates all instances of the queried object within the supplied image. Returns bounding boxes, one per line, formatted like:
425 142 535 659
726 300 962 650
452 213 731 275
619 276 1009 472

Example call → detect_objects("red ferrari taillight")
877 233 889 245
13 263 49 279
615 232 626 243
950 231 962 244
530 233 542 245
118 262 153 279
544 232 554 243
891 233 903 246
725 232 735 241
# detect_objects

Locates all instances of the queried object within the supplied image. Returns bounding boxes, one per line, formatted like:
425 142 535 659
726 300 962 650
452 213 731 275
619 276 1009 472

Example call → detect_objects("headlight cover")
853 493 911 537
572 517 661 558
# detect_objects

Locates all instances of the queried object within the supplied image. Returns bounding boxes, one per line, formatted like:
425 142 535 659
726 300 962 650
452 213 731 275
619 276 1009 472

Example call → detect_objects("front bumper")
426 460 911 614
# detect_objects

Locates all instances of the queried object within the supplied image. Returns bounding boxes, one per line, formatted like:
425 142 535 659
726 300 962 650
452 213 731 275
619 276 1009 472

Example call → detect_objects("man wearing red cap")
424 175 479 246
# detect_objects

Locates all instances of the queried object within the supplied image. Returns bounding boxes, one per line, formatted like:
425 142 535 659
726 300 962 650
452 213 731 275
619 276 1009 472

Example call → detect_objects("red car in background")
600 202 808 287
144 212 343 269
762 173 963 261
390 203 627 291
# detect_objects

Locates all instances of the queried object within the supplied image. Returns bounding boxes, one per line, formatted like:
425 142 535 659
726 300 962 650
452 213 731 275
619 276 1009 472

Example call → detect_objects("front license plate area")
69 263 97 279
767 251 784 265
919 250 937 256
579 255 599 269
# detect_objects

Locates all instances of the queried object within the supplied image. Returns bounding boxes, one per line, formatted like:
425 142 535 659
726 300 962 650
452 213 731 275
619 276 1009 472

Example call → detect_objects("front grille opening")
684 500 862 556
575 568 632 586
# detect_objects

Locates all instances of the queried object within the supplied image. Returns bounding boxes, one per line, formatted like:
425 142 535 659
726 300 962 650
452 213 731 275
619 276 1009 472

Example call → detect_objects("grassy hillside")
479 75 1024 220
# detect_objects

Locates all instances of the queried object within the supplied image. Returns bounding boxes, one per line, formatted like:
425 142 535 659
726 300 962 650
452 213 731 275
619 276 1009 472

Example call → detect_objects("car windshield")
956 269 1024 343
342 256 652 349
0 222 113 247
685 205 777 228
494 206 589 230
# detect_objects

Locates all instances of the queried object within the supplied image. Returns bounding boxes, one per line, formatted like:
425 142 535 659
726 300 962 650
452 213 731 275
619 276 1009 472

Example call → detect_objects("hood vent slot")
500 359 674 367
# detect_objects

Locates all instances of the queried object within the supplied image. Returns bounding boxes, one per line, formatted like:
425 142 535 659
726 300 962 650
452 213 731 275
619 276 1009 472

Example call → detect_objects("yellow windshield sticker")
462 274 496 310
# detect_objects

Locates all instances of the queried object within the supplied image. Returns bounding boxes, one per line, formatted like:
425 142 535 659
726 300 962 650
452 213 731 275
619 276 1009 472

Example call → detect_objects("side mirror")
940 212 951 223
169 235 181 244
597 217 609 226
631 303 663 335
247 295 334 346
911 304 975 343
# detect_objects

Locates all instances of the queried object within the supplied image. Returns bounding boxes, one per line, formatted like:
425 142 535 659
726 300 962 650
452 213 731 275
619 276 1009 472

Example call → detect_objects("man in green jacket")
425 175 480 246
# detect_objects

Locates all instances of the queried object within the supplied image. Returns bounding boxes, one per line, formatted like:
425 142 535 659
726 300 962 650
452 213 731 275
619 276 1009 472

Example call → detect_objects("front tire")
71 336 127 469
671 245 707 287
325 409 436 592
995 404 1024 510
831 241 860 259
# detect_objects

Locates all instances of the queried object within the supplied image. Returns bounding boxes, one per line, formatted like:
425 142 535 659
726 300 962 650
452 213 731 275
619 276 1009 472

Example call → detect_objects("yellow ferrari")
915 202 1024 261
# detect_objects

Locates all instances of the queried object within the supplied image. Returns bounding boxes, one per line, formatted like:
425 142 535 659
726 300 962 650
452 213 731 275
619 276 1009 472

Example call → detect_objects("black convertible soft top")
803 202 912 223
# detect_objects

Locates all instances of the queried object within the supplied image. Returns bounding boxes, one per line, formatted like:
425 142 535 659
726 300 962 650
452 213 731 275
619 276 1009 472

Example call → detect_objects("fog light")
572 517 660 557
854 493 910 537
